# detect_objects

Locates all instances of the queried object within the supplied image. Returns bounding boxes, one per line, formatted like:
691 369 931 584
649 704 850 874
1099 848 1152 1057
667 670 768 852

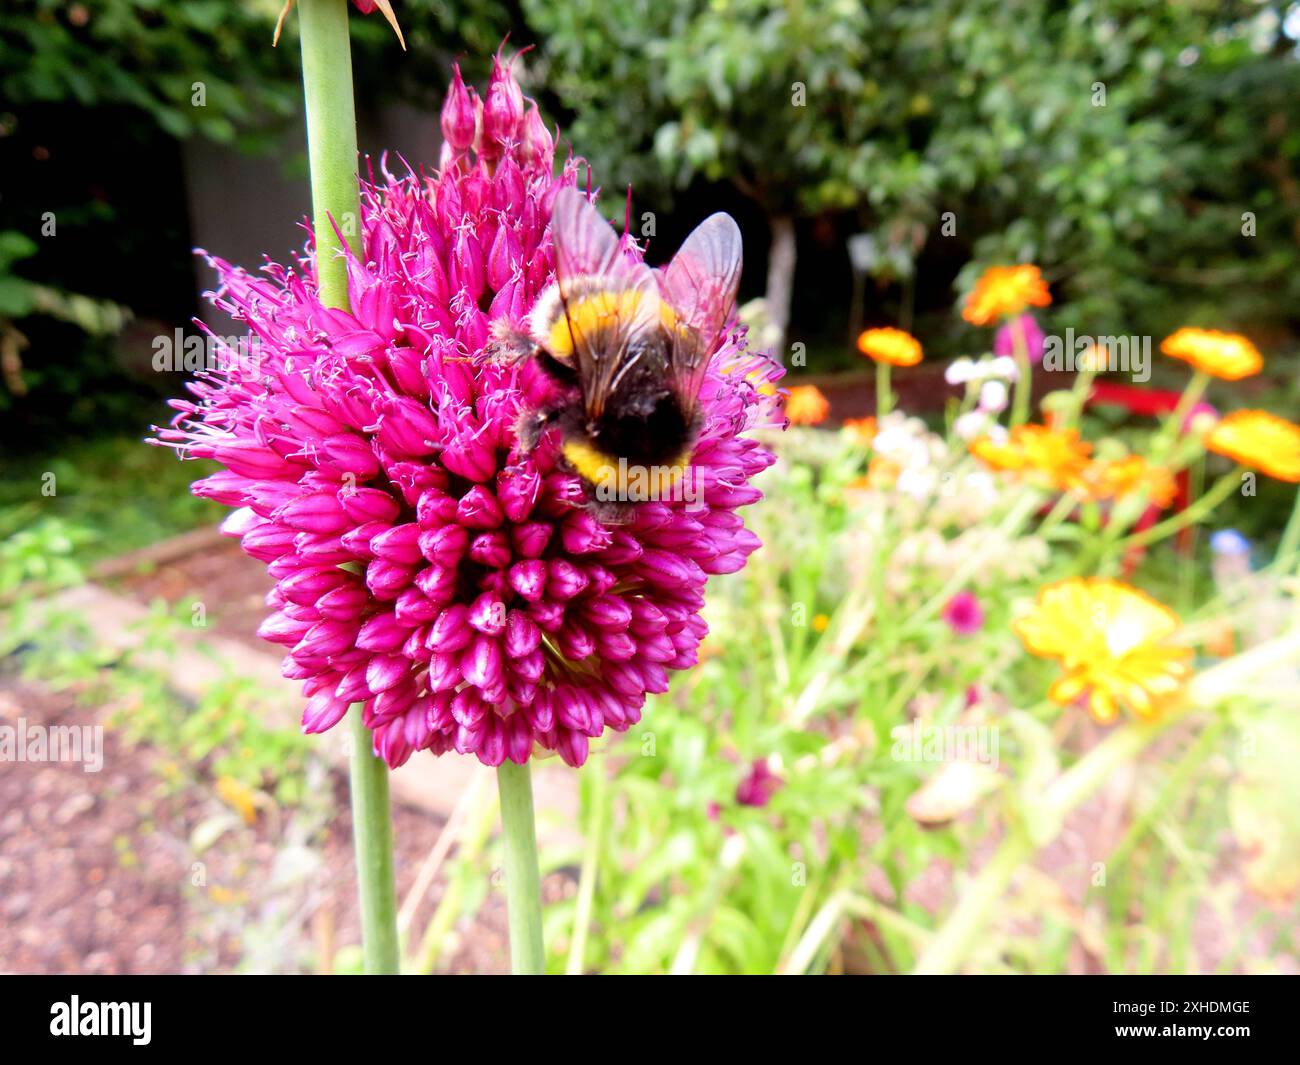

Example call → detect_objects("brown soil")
0 671 530 974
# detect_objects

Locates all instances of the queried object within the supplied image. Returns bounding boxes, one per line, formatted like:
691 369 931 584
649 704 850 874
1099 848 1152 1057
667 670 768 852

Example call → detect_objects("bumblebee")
494 187 742 518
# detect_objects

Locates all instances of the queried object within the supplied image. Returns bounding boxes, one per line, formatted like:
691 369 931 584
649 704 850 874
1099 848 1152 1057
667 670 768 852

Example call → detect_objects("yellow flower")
1204 409 1300 483
969 423 1092 492
1014 578 1193 724
1160 327 1262 381
857 327 923 367
961 265 1051 325
812 613 830 633
784 385 830 426
1077 343 1109 372
216 776 261 825
842 416 877 447
1078 455 1178 509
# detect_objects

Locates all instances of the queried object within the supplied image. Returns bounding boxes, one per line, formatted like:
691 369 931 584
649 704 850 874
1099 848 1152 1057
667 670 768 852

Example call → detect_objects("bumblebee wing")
551 187 630 289
550 187 663 419
659 212 742 419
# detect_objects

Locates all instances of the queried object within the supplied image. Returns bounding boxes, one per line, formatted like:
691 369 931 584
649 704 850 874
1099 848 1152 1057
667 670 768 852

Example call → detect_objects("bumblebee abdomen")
560 437 693 500
593 388 693 468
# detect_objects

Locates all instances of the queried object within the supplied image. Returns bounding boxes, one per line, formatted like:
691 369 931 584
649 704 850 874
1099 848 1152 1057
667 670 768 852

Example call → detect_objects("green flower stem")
1146 369 1209 465
789 489 1041 726
913 825 1035 975
909 489 1042 629
1009 317 1032 428
1275 488 1300 572
298 0 362 309
348 705 400 973
913 628 1300 974
411 785 499 973
1052 364 1097 431
1114 468 1241 554
1178 454 1208 608
566 754 607 975
875 359 893 420
1166 370 1210 442
782 890 932 974
670 833 747 974
1036 490 1079 537
297 0 398 975
497 759 545 974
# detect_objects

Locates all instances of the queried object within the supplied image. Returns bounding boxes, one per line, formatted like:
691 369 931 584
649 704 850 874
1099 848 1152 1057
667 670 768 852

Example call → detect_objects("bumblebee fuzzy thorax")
512 188 743 512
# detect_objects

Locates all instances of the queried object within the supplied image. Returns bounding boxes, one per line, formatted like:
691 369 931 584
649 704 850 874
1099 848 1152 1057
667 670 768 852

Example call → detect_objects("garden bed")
17 525 1289 974
0 670 543 974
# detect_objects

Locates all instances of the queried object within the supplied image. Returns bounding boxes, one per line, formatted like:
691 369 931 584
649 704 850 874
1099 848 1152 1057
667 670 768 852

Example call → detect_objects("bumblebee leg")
515 406 558 451
483 322 536 365
587 497 635 525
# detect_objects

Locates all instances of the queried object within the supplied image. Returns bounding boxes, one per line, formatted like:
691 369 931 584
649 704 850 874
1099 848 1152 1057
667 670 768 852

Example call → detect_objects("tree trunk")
764 213 796 360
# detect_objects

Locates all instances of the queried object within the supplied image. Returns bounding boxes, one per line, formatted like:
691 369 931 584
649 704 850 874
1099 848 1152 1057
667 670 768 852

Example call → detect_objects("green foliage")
0 1 521 424
0 433 222 565
0 231 41 318
0 508 87 594
0 1 301 146
528 0 1300 337
553 396 1300 973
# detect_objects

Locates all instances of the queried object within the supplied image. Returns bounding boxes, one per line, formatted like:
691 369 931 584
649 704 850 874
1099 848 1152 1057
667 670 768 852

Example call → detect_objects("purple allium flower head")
993 314 1045 364
156 61 782 770
735 759 782 807
941 591 985 636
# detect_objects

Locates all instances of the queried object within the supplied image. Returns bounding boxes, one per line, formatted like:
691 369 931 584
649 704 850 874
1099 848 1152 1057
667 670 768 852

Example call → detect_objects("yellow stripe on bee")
547 288 679 358
561 439 692 498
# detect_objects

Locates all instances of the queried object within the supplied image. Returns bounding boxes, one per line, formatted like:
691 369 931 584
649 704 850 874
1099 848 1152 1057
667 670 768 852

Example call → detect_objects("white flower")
954 410 993 441
978 379 1009 412
896 467 935 501
945 357 976 385
991 355 1019 380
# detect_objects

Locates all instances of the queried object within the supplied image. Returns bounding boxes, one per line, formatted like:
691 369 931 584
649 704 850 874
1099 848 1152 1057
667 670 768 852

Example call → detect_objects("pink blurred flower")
156 60 781 770
1184 401 1218 432
993 314 1045 364
942 591 985 636
736 759 782 807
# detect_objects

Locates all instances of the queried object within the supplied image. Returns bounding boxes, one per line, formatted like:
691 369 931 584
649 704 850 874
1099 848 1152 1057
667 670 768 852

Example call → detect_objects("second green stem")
497 759 545 974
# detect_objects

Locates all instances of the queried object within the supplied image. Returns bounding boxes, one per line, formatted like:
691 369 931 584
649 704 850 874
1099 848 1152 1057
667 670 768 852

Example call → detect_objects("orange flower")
785 385 830 426
1014 578 1192 723
842 416 877 447
1204 409 1300 482
970 423 1092 492
857 327 923 367
1078 455 1178 509
1202 620 1236 658
961 265 1051 326
1159 328 1262 381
